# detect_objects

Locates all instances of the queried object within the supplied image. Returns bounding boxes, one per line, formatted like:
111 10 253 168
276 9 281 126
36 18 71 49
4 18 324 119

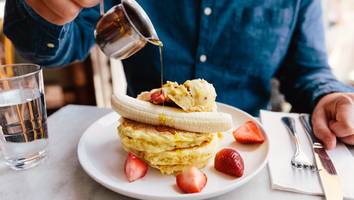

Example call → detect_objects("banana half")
111 93 233 133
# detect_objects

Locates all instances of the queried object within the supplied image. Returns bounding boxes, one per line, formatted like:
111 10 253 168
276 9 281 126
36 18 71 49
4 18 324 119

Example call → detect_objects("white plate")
78 103 270 200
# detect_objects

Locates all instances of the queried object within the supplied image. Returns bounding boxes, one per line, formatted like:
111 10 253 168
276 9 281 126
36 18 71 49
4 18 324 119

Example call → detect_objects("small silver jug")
95 0 161 59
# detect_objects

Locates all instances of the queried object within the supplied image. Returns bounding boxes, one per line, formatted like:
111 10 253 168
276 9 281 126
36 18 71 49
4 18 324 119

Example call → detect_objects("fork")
281 117 315 169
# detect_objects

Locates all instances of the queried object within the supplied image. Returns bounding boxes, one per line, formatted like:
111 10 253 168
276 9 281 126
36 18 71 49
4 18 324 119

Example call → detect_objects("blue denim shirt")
4 0 354 115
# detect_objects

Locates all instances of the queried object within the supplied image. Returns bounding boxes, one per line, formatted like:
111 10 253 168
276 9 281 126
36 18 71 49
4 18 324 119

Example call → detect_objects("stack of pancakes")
118 119 219 174
116 79 227 175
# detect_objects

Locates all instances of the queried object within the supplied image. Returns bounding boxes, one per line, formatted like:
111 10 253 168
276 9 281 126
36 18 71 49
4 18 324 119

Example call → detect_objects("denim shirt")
4 0 354 115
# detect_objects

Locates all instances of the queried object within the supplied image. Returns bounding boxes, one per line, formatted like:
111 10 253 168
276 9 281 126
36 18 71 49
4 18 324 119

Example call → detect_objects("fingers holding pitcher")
25 0 100 25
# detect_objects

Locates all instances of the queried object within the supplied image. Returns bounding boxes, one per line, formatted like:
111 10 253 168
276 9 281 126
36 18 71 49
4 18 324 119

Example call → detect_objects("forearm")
4 0 99 67
276 0 354 112
277 63 354 112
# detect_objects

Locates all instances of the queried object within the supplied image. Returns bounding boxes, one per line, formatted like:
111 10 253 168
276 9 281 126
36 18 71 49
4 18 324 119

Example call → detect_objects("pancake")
118 118 214 153
120 132 219 174
150 161 210 175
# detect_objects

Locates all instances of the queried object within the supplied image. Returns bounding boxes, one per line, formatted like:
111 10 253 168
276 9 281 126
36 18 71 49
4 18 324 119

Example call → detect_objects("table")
0 105 346 200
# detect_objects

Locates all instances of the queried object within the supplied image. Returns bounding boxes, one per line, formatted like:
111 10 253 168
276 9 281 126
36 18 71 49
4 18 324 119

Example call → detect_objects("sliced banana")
111 93 233 133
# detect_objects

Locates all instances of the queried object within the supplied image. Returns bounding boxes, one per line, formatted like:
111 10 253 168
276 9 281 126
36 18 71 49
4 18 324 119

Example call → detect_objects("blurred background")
0 0 353 114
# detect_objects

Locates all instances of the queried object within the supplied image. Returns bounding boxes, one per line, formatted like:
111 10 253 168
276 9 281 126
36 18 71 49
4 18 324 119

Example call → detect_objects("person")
4 0 354 149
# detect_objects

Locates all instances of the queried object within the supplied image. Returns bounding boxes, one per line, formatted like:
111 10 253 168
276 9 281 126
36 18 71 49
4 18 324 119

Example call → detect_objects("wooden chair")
90 45 127 108
0 19 15 66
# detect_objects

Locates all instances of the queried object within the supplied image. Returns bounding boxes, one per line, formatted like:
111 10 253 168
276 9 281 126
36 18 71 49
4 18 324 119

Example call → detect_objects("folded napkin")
260 110 354 199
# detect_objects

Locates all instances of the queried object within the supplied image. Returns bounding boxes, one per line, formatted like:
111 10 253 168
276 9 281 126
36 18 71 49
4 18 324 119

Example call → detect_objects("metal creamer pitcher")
95 0 161 59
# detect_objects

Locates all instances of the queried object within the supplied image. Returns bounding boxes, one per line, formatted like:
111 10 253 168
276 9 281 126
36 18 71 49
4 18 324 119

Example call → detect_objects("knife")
299 114 343 200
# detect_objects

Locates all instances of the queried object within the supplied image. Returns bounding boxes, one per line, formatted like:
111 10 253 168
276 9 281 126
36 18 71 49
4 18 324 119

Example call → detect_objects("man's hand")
312 93 354 149
26 0 100 25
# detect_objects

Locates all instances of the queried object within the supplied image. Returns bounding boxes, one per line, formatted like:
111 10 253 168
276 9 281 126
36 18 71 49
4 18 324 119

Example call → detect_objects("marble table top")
0 105 350 200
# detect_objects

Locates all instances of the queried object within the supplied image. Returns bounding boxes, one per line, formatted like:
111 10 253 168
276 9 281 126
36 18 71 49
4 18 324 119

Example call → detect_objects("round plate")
77 103 269 200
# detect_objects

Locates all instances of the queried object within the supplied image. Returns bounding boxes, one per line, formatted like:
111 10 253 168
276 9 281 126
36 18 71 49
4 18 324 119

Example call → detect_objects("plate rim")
77 103 270 200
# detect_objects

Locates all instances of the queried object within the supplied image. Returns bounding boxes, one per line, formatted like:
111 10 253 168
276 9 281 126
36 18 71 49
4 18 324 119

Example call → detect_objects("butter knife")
299 114 343 200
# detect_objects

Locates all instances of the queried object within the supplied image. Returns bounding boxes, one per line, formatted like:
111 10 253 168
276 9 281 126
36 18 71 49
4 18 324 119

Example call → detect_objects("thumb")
312 108 337 149
329 96 354 138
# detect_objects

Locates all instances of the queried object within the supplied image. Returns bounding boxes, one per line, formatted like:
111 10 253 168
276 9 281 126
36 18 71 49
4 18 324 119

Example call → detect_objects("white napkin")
260 110 354 199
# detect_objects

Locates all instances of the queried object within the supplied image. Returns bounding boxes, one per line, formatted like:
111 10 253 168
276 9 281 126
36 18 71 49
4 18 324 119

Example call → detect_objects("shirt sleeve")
275 0 354 113
3 0 100 67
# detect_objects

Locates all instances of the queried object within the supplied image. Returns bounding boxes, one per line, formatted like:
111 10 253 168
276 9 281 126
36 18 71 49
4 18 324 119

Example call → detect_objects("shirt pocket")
229 7 294 78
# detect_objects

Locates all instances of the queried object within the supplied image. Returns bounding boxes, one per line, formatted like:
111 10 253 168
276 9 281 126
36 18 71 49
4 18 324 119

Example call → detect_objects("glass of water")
0 63 48 170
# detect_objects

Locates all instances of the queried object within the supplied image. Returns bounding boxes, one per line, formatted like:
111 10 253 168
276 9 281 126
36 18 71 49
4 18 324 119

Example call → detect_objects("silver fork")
281 117 315 169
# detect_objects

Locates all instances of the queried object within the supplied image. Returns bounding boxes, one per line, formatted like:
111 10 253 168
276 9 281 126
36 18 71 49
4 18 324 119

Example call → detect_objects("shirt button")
47 43 55 48
204 7 212 16
200 55 207 62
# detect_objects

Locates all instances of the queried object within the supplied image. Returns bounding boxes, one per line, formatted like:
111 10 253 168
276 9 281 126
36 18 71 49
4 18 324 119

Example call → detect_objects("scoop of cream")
162 79 216 112
138 79 217 112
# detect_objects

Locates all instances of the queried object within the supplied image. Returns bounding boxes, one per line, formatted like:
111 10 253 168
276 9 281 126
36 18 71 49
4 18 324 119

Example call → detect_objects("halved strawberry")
176 166 207 193
124 152 148 182
150 91 166 104
233 120 265 144
214 148 244 177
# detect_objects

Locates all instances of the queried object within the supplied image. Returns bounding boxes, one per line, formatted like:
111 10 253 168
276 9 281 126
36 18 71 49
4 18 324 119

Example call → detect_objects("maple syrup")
148 38 164 89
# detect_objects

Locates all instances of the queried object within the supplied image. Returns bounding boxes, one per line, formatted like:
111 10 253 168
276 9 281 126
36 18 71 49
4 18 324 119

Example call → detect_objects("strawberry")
214 148 244 177
232 120 265 144
176 166 207 193
150 91 166 104
124 152 148 182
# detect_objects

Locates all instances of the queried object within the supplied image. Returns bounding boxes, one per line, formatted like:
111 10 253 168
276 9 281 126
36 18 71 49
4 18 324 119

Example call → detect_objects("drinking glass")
0 63 48 170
